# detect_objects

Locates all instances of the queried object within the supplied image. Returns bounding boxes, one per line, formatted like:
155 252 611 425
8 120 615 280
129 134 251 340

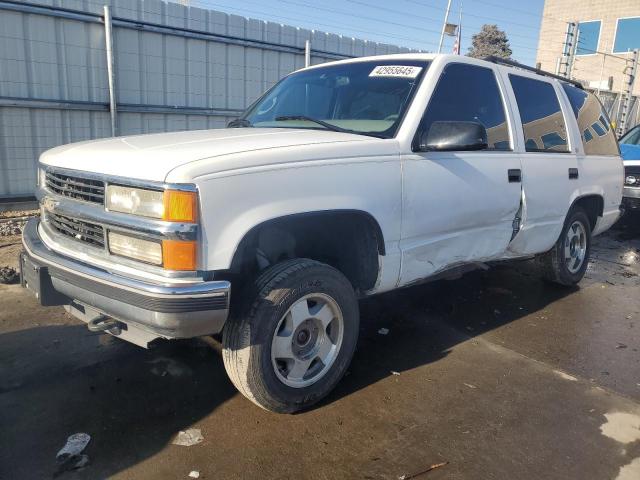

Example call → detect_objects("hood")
621 143 640 161
40 128 372 182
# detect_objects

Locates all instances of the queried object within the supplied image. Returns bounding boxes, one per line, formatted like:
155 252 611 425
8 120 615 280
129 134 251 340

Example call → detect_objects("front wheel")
222 259 359 413
538 207 592 286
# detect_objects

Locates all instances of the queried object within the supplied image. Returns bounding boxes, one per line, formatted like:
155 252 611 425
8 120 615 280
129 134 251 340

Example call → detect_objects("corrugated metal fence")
0 0 416 198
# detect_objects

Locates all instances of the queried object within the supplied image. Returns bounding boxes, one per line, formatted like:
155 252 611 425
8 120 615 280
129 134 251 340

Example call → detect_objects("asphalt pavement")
0 219 639 479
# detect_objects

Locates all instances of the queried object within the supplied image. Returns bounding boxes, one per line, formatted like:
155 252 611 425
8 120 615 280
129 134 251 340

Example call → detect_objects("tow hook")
87 315 124 335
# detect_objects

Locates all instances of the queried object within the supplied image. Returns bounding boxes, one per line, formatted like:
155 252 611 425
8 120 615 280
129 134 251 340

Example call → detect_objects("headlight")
105 185 197 222
108 231 197 270
108 232 163 265
106 185 164 218
625 175 638 186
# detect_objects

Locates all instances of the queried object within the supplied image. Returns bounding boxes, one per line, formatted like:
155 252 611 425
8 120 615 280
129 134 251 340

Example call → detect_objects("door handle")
508 169 521 183
569 168 579 180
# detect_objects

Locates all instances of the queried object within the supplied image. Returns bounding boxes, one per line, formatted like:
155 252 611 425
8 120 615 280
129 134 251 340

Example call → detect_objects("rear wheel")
538 207 591 286
222 259 359 413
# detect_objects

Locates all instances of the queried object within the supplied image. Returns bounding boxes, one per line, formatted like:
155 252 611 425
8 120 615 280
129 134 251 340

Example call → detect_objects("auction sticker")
369 65 422 78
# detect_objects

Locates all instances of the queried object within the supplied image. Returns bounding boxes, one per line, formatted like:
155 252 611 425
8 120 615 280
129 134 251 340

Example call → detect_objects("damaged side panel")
398 152 523 287
399 224 516 284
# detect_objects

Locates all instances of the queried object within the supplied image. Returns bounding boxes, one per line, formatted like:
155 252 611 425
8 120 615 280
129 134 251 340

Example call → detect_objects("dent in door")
399 153 522 286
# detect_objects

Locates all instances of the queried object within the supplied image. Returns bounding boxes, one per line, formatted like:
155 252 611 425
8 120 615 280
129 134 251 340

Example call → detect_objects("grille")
623 197 640 210
625 165 640 176
45 171 105 204
47 212 105 248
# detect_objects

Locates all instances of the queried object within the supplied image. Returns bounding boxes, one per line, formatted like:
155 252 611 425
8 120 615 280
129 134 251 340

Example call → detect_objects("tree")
467 24 512 59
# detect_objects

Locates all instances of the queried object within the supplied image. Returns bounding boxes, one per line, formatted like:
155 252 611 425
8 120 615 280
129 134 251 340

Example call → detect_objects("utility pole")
103 5 117 137
438 0 452 54
457 1 463 54
558 21 577 79
617 49 639 136
304 40 311 68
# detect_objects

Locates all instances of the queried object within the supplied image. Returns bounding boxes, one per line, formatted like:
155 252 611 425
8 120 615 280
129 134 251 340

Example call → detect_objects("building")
536 0 640 130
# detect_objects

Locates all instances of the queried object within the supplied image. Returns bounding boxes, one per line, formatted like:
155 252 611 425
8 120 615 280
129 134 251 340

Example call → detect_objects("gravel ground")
0 220 26 238
0 209 37 237
0 209 39 219
0 210 37 283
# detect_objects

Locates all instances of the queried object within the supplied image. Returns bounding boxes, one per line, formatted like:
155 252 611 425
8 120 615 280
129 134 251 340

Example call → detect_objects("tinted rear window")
562 84 618 156
509 75 569 153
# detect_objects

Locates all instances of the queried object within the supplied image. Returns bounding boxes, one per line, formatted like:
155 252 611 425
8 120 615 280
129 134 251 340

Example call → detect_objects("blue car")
620 125 640 212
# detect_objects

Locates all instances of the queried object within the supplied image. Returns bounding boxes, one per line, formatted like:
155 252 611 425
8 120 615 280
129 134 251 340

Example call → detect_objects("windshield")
241 60 429 138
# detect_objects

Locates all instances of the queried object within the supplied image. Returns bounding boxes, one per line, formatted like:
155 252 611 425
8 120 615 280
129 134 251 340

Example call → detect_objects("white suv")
21 54 623 412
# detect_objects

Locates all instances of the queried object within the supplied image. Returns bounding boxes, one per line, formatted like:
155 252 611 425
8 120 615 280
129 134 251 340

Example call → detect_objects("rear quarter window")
509 75 569 153
561 84 619 156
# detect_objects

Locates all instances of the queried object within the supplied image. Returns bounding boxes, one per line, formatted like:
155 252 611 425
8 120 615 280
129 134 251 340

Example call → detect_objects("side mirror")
418 121 488 152
227 118 251 128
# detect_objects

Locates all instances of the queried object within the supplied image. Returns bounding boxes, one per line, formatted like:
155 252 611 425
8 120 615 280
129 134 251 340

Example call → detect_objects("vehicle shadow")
1 225 636 478
0 327 236 479
613 210 640 239
338 211 640 405
327 260 576 405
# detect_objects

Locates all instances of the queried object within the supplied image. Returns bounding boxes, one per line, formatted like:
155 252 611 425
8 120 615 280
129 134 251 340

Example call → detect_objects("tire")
538 207 592 286
222 258 359 413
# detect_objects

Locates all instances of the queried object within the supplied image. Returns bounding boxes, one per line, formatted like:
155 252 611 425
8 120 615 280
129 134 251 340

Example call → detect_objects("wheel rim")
271 293 344 388
564 220 587 274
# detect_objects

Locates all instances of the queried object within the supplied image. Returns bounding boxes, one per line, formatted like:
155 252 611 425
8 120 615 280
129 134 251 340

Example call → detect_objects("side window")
562 84 618 155
509 74 569 153
419 63 510 150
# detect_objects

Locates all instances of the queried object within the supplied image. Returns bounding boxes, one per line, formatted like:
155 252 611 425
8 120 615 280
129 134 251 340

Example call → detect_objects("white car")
21 54 623 413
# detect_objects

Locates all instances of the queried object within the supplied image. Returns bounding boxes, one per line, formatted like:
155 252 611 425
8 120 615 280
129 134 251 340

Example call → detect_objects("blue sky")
184 0 547 65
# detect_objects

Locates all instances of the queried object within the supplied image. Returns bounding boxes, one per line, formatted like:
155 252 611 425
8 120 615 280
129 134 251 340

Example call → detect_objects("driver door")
399 62 522 286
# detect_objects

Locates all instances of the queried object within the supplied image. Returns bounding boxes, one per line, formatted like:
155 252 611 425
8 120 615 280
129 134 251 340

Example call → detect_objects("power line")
177 0 560 61
187 0 441 48
276 0 444 36
575 43 629 61
399 0 542 31
272 0 562 55
470 0 570 25
344 0 564 44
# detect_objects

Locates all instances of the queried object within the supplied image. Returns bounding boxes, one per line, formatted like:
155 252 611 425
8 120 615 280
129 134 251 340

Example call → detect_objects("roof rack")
482 56 584 89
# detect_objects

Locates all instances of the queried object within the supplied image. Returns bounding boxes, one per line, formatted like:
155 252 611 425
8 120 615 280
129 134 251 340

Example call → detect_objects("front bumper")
21 218 230 346
623 186 640 211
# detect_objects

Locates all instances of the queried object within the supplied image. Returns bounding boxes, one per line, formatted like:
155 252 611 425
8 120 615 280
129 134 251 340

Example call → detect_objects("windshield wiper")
274 115 354 134
227 118 252 128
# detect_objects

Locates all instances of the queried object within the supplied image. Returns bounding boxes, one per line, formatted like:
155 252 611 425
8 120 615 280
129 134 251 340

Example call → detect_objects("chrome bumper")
623 186 640 199
21 218 230 344
623 186 640 210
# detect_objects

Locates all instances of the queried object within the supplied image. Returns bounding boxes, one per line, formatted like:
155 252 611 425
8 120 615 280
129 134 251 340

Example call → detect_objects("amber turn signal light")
163 190 197 223
162 240 197 270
